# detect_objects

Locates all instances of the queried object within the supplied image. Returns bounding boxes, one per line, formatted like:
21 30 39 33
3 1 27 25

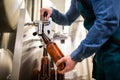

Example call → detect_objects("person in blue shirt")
40 0 120 79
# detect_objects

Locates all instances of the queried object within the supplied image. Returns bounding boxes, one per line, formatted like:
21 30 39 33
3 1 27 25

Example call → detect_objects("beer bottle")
50 59 56 80
57 71 65 80
31 60 40 80
39 48 50 80
41 28 65 71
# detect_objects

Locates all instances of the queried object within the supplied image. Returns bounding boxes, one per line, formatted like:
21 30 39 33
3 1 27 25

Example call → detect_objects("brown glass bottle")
39 48 50 80
41 32 65 71
57 70 65 80
31 60 40 80
50 59 56 80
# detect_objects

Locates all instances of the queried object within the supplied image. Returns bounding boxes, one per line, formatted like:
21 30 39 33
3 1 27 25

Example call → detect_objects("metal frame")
11 9 25 80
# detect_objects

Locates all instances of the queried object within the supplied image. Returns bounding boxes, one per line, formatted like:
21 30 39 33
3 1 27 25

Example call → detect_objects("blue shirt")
51 0 120 62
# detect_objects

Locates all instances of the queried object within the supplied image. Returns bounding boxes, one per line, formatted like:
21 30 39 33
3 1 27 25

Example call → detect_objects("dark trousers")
92 39 120 80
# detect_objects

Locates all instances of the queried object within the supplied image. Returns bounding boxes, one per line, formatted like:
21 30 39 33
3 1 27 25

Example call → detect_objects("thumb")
56 57 65 67
57 66 68 74
46 14 51 20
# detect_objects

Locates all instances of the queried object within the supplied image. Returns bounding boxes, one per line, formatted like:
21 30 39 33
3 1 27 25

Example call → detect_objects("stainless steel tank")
0 0 23 32
0 48 13 80
19 25 43 80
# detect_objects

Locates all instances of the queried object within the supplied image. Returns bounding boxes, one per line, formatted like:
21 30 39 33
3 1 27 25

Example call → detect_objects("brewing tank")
0 0 23 32
0 48 13 80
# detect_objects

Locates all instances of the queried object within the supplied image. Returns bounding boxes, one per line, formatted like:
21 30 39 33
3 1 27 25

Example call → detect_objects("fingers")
56 56 77 74
56 57 65 67
40 8 52 21
40 8 46 20
56 57 70 74
56 57 66 74
46 13 51 20
57 66 70 74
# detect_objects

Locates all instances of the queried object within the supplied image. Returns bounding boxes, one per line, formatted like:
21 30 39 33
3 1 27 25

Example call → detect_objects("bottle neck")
41 32 51 44
43 48 48 57
50 59 54 68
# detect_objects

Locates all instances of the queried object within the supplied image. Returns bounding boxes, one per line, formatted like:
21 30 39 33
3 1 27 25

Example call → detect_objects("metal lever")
42 12 50 26
44 11 48 20
33 12 50 36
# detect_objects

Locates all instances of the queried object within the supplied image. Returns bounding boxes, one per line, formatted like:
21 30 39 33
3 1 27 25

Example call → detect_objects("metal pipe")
31 0 34 21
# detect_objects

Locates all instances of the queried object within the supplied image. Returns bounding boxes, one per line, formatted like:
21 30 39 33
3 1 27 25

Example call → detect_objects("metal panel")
11 9 25 80
0 0 23 32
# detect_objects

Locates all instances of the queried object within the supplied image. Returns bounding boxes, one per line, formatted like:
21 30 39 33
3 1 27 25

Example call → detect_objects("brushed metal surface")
0 48 13 80
0 0 23 32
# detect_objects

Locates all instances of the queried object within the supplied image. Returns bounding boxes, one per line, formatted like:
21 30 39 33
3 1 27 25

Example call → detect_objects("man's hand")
56 55 77 74
40 7 53 21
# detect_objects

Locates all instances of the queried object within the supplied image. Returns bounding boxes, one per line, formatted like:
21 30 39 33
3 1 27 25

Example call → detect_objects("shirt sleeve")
51 0 80 25
71 0 120 62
